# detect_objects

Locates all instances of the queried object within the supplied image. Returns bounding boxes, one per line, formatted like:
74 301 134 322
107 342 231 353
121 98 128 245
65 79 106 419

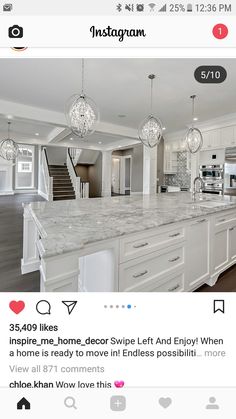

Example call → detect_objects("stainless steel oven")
224 148 236 195
199 164 224 195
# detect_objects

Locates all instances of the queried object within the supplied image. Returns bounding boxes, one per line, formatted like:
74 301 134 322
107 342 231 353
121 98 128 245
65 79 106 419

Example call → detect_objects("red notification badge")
212 24 228 39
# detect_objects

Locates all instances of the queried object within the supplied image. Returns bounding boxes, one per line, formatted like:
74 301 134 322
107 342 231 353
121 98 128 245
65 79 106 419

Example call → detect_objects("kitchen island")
22 193 236 292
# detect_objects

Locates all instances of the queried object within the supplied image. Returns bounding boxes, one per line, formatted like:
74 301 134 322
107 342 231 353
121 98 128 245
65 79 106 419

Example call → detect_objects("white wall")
46 146 67 165
0 156 14 195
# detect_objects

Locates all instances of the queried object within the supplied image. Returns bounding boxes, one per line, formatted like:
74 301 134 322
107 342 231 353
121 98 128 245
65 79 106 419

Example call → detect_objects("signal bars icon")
158 3 167 12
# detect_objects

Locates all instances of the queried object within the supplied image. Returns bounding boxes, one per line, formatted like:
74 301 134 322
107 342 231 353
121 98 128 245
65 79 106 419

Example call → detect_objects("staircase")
49 165 76 201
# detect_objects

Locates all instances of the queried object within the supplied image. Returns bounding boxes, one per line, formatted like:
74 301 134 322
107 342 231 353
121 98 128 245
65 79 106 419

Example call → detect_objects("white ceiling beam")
0 100 66 126
47 127 71 143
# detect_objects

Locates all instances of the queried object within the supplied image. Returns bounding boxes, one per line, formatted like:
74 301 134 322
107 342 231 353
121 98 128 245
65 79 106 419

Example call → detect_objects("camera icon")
8 25 23 38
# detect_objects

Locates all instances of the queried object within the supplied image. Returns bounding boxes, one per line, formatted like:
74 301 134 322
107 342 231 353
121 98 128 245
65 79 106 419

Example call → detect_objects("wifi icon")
148 3 156 11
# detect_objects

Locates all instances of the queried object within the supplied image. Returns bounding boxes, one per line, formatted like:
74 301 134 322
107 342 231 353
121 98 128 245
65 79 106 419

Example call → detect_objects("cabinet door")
220 126 236 147
164 143 177 174
185 218 210 290
203 130 221 149
229 225 236 262
212 228 228 272
202 131 211 149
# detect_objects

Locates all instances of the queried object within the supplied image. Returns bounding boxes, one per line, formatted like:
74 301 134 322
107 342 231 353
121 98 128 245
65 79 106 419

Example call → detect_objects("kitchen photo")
0 57 236 293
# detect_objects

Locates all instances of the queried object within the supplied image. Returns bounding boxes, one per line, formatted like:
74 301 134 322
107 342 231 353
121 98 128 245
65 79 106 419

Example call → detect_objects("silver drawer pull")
168 284 180 292
229 227 234 231
169 232 181 238
168 256 180 263
197 219 206 223
133 270 148 278
218 218 226 223
133 242 149 249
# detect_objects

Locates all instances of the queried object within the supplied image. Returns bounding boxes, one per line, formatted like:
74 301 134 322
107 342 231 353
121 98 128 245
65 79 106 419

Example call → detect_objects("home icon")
17 397 31 410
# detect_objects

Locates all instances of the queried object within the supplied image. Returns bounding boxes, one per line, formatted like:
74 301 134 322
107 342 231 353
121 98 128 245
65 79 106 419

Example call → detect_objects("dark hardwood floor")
0 194 44 292
197 265 236 292
0 193 236 292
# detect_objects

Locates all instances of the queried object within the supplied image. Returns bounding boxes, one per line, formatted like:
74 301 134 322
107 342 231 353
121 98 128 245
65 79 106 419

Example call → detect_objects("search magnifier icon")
64 396 77 409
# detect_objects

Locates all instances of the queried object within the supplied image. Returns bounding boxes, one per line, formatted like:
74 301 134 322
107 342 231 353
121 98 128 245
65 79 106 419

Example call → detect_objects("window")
15 145 35 189
17 162 32 173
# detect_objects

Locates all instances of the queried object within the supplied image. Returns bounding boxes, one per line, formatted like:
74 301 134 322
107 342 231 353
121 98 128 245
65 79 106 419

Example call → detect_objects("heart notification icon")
9 300 25 314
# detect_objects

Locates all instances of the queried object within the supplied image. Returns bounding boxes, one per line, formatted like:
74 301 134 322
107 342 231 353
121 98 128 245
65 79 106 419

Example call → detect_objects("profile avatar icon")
205 397 219 410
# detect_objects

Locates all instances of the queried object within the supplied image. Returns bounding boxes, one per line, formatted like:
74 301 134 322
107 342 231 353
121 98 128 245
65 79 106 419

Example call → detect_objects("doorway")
111 153 132 196
111 157 120 195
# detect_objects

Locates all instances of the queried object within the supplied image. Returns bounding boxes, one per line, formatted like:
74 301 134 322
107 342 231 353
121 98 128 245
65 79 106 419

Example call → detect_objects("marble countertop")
26 193 236 258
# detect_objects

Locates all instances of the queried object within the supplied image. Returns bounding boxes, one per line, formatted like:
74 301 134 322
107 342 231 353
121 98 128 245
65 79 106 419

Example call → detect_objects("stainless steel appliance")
199 164 224 195
224 147 236 195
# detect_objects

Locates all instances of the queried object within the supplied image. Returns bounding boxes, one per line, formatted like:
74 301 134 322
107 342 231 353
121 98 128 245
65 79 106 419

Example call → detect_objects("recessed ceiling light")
193 117 198 121
6 115 13 119
162 127 166 130
70 137 73 140
118 145 122 148
98 141 102 144
118 114 126 118
35 133 39 136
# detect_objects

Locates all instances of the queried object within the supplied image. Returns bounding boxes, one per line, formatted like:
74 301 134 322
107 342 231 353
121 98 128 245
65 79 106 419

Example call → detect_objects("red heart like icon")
114 381 125 388
9 300 25 314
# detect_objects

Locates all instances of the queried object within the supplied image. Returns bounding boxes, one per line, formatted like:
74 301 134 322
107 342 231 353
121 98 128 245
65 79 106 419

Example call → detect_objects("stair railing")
42 148 53 201
67 149 81 199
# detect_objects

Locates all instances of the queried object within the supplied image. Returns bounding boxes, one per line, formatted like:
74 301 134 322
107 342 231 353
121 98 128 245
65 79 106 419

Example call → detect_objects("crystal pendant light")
65 59 99 139
185 95 203 154
0 121 19 161
138 74 163 148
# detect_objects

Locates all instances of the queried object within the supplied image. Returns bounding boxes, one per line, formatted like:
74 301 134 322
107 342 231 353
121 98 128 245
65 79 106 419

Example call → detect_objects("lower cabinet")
117 211 236 293
212 227 228 273
185 218 210 290
211 216 236 275
119 244 184 292
229 225 236 262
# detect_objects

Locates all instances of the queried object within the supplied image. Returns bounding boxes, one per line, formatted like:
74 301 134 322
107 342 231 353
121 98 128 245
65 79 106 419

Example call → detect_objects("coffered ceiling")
0 58 236 149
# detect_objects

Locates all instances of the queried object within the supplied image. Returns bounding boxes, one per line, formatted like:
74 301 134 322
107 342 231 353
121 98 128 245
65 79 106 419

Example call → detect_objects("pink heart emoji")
9 300 25 314
114 381 125 388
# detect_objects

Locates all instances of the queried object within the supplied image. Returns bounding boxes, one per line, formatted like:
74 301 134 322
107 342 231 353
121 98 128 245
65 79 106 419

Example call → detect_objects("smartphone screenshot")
0 0 235 417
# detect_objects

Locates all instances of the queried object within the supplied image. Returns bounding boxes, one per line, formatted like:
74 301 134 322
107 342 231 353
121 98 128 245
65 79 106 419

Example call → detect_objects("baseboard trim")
21 259 40 274
14 189 38 194
38 190 49 200
0 191 14 195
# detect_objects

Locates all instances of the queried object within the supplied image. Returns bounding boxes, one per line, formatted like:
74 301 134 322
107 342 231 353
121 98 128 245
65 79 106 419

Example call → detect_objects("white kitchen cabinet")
229 225 236 262
164 143 178 174
220 126 236 147
202 129 221 150
211 211 236 275
212 228 228 272
185 218 210 290
119 244 184 292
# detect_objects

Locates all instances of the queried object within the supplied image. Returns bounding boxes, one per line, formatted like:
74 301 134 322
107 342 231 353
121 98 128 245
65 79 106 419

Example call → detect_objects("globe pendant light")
0 121 19 161
138 74 163 148
185 95 203 154
65 59 99 139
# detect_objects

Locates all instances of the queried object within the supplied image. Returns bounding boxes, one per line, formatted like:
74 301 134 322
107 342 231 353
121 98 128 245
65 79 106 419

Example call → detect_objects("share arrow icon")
62 301 78 315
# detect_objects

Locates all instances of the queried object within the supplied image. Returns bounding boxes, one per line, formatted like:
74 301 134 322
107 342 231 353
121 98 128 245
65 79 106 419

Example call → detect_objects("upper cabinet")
202 125 236 150
164 142 178 174
202 129 221 149
164 137 190 175
220 126 236 147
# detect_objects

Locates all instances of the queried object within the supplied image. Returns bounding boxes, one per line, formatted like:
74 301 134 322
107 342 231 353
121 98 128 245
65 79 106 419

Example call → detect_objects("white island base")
21 194 236 292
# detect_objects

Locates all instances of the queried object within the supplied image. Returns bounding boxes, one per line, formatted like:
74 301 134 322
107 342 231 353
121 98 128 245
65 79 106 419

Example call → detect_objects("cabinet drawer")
215 212 236 227
119 245 184 291
120 227 185 263
122 271 184 292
